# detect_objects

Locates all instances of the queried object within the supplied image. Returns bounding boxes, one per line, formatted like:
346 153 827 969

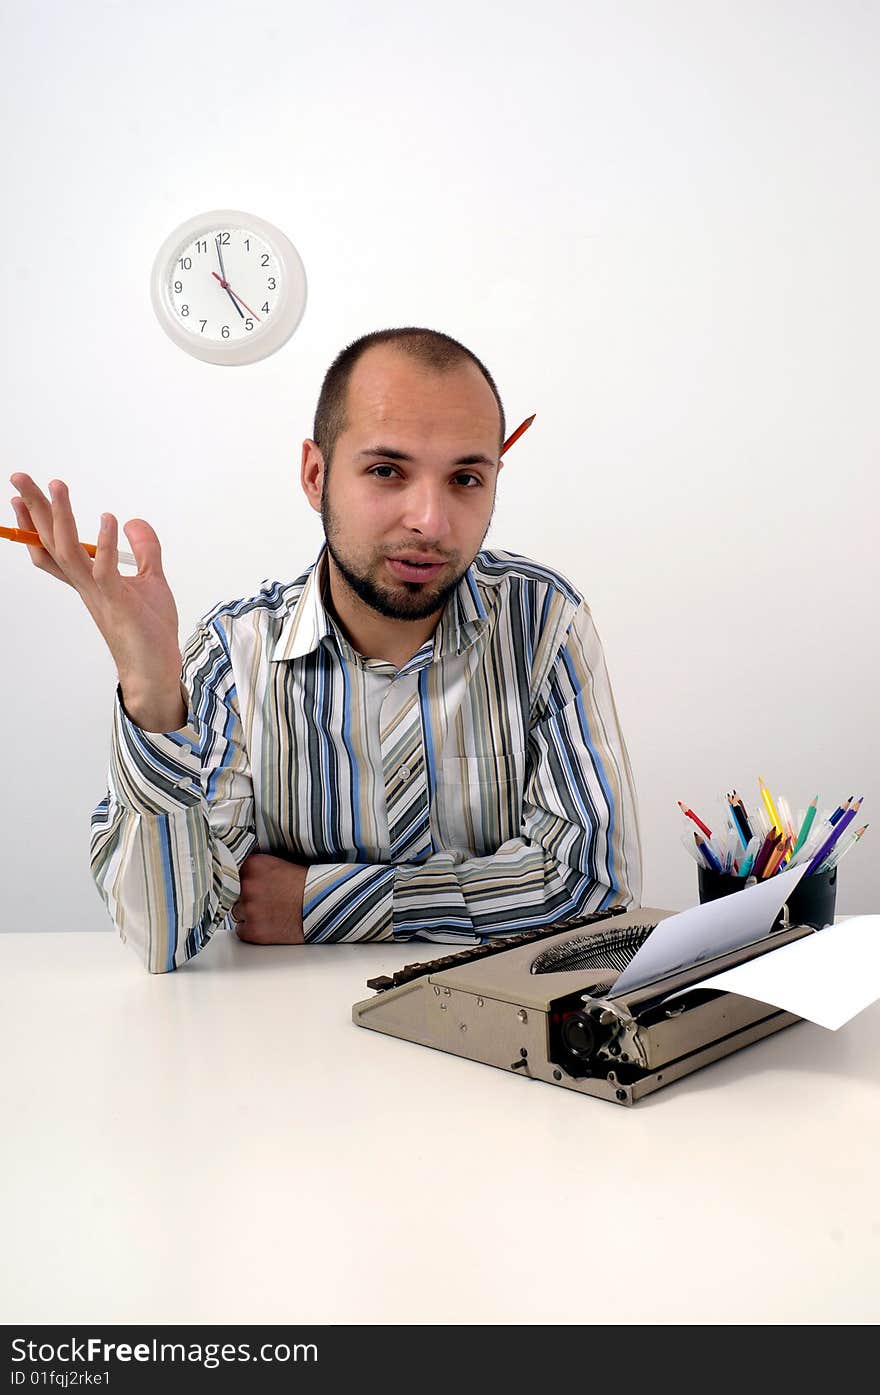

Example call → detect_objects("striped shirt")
90 545 643 973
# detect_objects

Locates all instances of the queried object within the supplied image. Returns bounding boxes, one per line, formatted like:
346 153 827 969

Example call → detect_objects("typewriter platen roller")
352 906 813 1105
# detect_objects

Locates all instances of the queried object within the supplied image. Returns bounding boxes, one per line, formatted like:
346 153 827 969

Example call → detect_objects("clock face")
150 210 307 365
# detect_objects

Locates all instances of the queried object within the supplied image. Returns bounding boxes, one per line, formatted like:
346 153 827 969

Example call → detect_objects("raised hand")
9 474 187 729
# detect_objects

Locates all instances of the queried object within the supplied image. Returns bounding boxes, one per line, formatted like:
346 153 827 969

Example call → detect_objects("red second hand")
210 271 263 321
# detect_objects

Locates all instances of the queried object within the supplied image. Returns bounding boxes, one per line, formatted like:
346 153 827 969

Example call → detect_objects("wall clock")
150 209 307 365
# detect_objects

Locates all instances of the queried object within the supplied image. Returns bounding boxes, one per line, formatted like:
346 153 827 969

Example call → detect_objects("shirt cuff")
302 855 481 944
107 683 205 815
302 861 396 942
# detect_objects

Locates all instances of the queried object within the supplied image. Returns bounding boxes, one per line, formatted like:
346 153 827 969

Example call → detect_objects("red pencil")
500 414 536 457
677 801 712 839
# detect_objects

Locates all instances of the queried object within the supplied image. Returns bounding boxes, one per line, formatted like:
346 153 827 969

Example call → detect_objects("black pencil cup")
697 863 837 930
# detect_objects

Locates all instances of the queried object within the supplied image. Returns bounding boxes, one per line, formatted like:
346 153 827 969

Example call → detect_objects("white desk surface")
2 925 879 1326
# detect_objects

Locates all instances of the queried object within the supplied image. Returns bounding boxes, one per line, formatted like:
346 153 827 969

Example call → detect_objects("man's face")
310 346 503 622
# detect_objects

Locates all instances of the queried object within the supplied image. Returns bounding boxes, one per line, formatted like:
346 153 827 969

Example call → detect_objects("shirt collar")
271 544 491 665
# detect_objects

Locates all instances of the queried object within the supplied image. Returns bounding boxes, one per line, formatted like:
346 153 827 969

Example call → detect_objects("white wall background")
2 0 877 934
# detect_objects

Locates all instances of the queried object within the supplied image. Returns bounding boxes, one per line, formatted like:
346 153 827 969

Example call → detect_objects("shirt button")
400 765 411 783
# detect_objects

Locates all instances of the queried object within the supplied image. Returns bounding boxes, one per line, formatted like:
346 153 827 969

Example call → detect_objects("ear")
301 441 325 514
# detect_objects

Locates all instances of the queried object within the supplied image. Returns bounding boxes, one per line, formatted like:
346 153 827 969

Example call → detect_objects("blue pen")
697 835 724 874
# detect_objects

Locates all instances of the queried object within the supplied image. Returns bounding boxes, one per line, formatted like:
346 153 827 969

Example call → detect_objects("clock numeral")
267 277 276 290
181 304 190 316
222 325 230 338
245 319 254 332
261 254 269 267
216 232 230 246
178 256 192 270
244 238 250 250
199 320 207 334
174 280 183 294
261 303 269 314
196 239 208 253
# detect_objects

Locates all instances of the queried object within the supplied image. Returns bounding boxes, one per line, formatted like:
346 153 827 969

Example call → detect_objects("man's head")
301 328 506 623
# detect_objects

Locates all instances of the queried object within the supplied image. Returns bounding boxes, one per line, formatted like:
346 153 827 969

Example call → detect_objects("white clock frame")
150 209 307 366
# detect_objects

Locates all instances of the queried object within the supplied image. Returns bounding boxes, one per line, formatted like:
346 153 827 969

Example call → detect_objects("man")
10 327 642 973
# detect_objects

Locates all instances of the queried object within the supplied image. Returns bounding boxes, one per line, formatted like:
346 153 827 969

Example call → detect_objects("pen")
678 801 713 838
707 827 732 869
776 795 797 850
1 524 138 568
738 834 762 878
804 801 862 876
682 829 708 868
696 832 724 874
751 800 771 839
819 824 868 872
789 816 835 869
500 414 536 456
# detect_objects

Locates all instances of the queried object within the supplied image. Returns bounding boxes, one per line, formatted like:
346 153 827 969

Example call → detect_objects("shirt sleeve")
301 600 643 943
89 619 258 974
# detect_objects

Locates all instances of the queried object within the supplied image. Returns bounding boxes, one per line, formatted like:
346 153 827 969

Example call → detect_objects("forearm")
301 835 638 946
90 675 256 973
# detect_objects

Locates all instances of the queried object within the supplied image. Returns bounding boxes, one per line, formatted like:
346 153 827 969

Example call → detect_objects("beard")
321 482 486 622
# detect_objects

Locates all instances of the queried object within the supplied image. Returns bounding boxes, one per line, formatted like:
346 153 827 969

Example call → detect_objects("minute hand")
214 238 244 319
210 271 263 322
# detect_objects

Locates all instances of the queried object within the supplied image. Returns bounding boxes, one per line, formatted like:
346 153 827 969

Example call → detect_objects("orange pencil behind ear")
500 414 535 456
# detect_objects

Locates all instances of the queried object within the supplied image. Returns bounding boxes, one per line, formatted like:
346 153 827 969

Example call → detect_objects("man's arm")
300 601 643 943
89 617 258 974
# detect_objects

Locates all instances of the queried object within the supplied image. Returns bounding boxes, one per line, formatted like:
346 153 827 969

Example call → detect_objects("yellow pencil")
758 776 783 836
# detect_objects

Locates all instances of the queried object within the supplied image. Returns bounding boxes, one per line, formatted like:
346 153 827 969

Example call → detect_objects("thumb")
122 519 164 574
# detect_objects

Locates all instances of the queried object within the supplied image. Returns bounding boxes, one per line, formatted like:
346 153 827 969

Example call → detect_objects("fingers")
9 493 71 584
10 474 167 594
42 478 95 585
10 473 57 553
120 517 164 577
91 511 122 589
9 473 94 586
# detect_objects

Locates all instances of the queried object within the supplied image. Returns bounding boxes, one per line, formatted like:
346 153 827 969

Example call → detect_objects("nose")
399 478 451 540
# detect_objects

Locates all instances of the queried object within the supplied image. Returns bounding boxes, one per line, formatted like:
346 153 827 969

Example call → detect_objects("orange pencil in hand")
0 524 138 567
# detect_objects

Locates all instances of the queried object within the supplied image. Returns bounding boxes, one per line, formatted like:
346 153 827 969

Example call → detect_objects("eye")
369 465 401 480
453 473 483 488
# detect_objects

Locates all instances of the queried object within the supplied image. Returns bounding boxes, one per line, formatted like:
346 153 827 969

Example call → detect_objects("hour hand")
210 271 261 322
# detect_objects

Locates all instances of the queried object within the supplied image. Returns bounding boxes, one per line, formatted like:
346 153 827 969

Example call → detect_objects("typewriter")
352 906 814 1105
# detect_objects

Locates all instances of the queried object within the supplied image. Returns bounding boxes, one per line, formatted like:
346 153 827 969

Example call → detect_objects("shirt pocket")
436 751 526 857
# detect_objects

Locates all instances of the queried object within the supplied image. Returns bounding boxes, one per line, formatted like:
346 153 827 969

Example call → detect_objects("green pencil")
793 796 818 855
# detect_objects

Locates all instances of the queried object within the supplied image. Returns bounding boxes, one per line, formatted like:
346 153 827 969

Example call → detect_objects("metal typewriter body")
352 906 813 1105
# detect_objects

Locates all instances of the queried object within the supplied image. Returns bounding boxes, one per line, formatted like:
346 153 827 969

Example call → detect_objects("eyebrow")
357 446 498 468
